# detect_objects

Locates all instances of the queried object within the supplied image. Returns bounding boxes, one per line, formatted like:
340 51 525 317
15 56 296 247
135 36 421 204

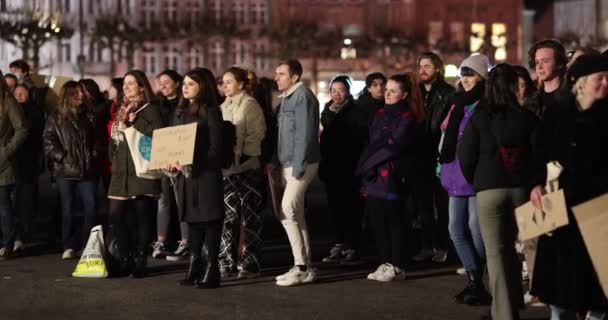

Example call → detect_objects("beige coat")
220 92 266 176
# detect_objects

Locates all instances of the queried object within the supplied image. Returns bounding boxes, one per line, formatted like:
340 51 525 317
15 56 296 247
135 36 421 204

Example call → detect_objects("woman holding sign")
43 81 100 260
166 68 224 289
108 70 163 278
529 55 608 320
218 66 266 279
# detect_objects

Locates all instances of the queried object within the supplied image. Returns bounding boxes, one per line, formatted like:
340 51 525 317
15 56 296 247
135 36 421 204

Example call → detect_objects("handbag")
122 103 163 180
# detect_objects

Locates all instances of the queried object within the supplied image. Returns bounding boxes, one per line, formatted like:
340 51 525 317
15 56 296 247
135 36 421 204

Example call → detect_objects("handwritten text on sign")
149 123 197 170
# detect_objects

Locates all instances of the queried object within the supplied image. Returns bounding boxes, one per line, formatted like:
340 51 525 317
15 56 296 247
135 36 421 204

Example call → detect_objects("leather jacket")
43 110 98 179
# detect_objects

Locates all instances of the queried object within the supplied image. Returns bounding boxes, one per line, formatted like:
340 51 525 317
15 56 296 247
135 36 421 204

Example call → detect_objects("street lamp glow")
21 28 28 34
54 27 60 33
445 64 459 78
45 32 51 38
343 38 352 46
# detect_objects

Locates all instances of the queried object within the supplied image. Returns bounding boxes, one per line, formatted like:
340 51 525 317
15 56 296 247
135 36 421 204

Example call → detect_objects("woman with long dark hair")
44 81 100 260
0 70 27 260
458 64 539 320
108 70 164 278
320 75 367 264
357 73 424 282
166 68 224 289
438 54 491 306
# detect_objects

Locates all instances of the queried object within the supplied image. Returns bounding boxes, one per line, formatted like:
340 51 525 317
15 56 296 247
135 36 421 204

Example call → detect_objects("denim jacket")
277 83 321 178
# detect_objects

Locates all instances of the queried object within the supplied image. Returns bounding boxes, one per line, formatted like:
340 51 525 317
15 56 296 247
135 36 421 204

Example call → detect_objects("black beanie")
569 54 608 83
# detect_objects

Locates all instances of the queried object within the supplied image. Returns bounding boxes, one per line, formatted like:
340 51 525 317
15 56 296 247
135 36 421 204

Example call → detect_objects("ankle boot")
132 250 147 278
454 270 475 304
179 255 204 286
463 270 492 306
195 262 220 289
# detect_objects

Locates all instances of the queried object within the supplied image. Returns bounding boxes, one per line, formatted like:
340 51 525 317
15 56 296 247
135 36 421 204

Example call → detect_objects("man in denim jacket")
273 59 320 287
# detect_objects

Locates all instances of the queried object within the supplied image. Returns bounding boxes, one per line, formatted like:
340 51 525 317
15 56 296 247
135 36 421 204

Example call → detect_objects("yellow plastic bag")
72 225 108 278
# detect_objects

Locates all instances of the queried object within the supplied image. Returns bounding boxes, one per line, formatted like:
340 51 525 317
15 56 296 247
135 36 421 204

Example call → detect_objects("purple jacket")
439 103 477 196
356 102 416 200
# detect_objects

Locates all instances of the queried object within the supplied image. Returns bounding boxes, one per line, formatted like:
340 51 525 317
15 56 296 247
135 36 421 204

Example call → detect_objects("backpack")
221 120 237 169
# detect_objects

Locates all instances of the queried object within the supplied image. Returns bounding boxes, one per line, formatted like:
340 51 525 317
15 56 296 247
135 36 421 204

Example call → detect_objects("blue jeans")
0 185 16 249
448 196 485 273
551 305 607 320
56 177 97 250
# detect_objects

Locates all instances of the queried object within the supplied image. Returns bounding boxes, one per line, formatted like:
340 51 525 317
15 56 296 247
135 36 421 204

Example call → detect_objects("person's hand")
128 112 137 122
530 185 544 209
165 162 183 172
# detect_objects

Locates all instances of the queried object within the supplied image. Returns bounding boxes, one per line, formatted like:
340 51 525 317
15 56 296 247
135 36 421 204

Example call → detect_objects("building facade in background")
0 0 533 89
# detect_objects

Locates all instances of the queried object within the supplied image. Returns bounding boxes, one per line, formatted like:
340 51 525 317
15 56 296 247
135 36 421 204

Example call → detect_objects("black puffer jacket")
421 79 455 143
43 109 98 179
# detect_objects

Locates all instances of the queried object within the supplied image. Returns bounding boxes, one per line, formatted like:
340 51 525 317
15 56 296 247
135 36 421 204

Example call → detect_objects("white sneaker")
275 266 300 281
276 268 316 286
13 240 24 252
524 291 545 307
62 249 75 260
456 267 467 275
367 263 393 281
376 264 406 282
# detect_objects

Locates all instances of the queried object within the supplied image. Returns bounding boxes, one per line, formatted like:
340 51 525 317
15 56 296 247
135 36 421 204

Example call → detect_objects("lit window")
492 23 507 61
470 23 485 53
428 21 443 46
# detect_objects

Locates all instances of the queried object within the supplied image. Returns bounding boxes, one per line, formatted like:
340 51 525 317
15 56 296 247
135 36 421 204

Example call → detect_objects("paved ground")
0 176 551 320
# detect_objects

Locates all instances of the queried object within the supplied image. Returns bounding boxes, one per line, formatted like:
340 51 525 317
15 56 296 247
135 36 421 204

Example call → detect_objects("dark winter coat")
108 103 163 198
457 102 539 192
172 107 225 223
530 99 608 311
16 100 45 182
356 93 384 126
319 98 367 184
356 101 418 200
0 97 28 186
420 79 455 147
43 109 99 180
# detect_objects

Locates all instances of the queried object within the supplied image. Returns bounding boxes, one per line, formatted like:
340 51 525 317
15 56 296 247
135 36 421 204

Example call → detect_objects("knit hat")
568 54 608 83
459 54 490 80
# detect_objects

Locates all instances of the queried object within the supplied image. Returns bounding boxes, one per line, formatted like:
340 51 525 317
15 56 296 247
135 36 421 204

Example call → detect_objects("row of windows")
428 21 508 61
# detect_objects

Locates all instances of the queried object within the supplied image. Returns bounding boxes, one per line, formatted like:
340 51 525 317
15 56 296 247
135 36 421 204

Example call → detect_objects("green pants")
476 188 526 320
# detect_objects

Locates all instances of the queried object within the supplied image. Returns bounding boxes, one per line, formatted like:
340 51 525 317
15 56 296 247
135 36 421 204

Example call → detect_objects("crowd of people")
0 38 607 320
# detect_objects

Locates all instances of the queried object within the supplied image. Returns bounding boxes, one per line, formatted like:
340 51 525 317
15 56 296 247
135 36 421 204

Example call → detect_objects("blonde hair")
572 76 588 101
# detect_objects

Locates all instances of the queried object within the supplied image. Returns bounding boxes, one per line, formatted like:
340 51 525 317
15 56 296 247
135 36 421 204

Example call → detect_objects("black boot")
132 250 147 278
194 263 220 289
462 271 492 306
179 255 205 286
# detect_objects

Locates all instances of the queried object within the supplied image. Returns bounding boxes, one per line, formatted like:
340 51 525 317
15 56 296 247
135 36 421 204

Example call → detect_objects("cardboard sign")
149 123 197 170
515 189 569 241
572 193 608 298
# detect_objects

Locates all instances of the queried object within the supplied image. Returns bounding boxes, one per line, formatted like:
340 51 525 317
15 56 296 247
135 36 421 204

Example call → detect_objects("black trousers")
189 220 222 268
325 179 363 250
413 176 449 250
366 196 409 268
108 197 154 256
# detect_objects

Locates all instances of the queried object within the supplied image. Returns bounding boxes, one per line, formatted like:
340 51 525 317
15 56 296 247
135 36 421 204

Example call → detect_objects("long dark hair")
177 68 220 118
58 81 85 120
110 78 124 104
157 69 183 99
122 69 156 106
389 73 425 123
483 64 519 113
511 65 536 101
79 79 106 105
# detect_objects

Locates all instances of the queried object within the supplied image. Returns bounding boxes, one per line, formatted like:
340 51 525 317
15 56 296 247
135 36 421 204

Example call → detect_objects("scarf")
439 82 484 164
110 96 144 144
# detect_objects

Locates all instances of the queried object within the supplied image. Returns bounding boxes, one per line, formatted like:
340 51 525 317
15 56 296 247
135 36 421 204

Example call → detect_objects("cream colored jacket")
220 92 266 176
